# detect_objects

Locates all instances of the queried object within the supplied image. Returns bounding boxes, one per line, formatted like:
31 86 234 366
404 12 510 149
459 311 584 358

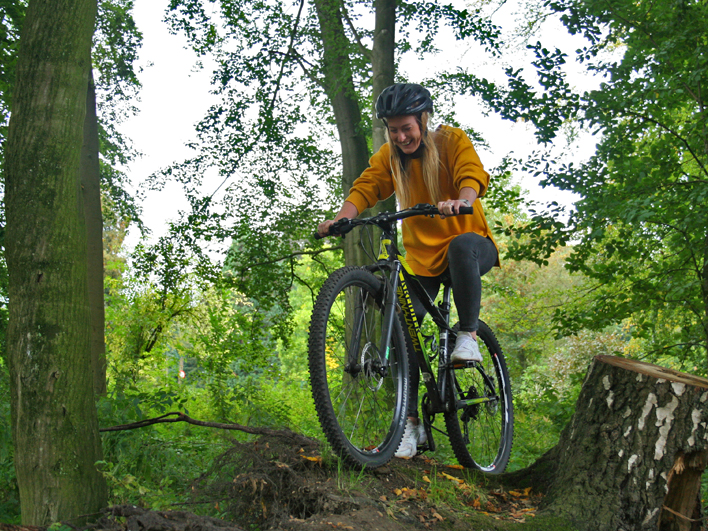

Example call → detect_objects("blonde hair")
387 112 446 208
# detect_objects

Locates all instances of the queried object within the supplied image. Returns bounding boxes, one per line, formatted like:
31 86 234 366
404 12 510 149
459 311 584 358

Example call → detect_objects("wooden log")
536 356 708 530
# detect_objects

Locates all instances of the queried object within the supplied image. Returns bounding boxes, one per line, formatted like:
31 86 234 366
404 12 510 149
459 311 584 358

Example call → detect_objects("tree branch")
240 246 343 270
207 0 306 201
293 270 317 302
289 50 327 90
269 0 306 111
339 0 372 60
100 411 315 445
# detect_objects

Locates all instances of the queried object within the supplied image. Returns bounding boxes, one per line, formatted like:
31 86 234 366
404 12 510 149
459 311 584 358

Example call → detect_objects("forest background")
0 0 706 526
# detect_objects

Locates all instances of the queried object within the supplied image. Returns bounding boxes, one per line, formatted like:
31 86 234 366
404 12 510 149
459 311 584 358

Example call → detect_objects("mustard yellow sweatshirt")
345 126 498 277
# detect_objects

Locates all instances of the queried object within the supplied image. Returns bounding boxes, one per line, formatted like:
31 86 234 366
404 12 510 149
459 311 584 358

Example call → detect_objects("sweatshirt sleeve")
447 128 489 198
344 143 396 213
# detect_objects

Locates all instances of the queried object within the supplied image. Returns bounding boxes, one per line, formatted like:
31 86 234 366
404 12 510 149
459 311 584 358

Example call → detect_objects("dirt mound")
181 434 547 530
6 433 562 531
189 434 338 525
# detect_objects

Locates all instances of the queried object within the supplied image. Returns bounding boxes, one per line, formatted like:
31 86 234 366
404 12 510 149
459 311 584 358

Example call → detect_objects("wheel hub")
460 385 480 422
361 343 384 391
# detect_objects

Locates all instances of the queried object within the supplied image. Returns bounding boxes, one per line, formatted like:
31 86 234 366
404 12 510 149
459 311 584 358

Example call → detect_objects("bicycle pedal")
450 361 479 369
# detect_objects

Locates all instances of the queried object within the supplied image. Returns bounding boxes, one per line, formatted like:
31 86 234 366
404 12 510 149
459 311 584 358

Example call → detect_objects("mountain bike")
308 203 513 471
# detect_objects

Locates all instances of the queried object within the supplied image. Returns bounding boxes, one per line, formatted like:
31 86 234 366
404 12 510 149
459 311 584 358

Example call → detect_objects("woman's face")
387 115 422 155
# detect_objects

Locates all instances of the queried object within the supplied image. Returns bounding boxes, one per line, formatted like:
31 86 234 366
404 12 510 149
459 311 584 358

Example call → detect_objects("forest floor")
70 431 576 531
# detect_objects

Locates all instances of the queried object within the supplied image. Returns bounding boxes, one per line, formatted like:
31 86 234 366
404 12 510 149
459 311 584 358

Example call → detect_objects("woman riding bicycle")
317 83 499 458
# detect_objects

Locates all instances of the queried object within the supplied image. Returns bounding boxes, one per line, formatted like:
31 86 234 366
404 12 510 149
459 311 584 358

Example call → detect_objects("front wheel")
444 320 513 473
308 266 409 468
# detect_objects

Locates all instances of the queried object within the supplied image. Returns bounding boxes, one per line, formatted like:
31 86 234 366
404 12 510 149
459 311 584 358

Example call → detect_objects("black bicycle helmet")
375 83 433 119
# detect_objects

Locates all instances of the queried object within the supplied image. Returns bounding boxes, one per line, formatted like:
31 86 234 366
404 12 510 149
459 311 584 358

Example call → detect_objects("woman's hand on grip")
317 201 359 238
317 219 336 238
437 199 469 219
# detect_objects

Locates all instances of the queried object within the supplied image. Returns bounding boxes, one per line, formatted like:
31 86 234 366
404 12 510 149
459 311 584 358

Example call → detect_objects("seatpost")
439 285 453 361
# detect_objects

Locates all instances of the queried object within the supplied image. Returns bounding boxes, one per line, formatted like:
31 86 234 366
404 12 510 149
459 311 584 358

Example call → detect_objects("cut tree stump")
509 355 708 531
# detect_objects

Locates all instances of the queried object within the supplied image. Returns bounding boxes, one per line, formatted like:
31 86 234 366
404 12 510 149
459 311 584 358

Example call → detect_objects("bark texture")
369 0 397 217
4 0 107 524
80 69 107 398
533 356 708 530
313 0 371 267
371 0 395 153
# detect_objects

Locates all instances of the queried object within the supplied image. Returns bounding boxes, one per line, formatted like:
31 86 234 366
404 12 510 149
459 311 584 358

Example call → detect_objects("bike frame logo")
396 276 422 355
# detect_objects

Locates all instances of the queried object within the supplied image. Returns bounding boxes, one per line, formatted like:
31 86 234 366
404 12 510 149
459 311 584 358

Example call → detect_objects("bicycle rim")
308 267 409 468
444 321 513 473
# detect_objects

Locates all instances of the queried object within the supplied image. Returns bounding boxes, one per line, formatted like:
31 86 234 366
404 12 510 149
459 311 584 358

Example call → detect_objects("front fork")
377 261 402 371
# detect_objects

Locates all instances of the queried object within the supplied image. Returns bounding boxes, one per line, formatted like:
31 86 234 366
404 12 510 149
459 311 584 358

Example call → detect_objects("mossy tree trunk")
371 0 395 154
510 356 708 531
80 69 107 398
370 0 396 215
313 0 396 268
313 0 371 268
4 0 107 524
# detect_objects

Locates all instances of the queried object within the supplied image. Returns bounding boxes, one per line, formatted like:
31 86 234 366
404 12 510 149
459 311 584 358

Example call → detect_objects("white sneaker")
417 423 427 446
395 419 427 458
451 332 482 363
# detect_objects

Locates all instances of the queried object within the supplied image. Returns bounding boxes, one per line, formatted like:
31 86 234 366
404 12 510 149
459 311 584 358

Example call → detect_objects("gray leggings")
400 232 498 418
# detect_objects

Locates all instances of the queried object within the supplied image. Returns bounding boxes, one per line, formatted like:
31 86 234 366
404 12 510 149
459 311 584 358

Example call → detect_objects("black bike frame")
365 227 455 415
322 203 503 457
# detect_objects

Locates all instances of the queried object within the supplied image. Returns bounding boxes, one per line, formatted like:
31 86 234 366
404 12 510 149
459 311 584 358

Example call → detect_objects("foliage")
94 0 145 230
9 0 708 517
497 0 708 367
98 390 231 511
97 271 324 512
0 0 23 147
0 356 19 523
478 217 634 470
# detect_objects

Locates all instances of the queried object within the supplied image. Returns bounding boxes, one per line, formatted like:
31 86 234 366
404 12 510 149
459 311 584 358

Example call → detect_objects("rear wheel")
444 321 513 473
308 267 409 468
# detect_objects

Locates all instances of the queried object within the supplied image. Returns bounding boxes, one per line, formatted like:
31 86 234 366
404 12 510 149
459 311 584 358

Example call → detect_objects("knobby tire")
308 266 409 468
444 320 513 473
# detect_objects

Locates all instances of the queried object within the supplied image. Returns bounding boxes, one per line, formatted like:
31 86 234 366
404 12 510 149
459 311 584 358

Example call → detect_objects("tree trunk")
81 68 107 398
312 0 371 267
510 355 708 530
314 0 402 266
368 0 396 221
4 0 107 524
372 0 395 154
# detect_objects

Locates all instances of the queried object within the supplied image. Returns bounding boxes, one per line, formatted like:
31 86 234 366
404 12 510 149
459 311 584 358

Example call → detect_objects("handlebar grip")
458 206 474 215
314 218 354 240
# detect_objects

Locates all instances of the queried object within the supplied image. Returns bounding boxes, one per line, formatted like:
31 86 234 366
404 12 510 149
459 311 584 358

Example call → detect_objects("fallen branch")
100 412 315 446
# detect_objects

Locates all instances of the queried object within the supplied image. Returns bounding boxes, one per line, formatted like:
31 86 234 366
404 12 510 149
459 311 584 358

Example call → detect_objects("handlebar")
314 203 474 240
